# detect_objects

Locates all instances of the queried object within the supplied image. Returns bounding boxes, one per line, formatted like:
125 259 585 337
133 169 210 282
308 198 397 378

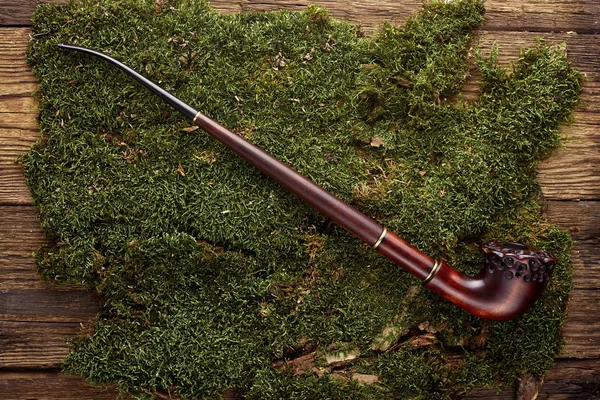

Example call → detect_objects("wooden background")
0 0 598 399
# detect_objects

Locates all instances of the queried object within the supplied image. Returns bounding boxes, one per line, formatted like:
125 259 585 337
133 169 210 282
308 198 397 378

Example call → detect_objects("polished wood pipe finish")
192 111 437 281
427 243 556 320
58 44 556 321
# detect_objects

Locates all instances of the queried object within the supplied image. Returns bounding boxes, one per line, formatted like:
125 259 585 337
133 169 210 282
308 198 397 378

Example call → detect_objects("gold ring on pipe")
372 227 387 249
193 111 202 123
422 260 441 285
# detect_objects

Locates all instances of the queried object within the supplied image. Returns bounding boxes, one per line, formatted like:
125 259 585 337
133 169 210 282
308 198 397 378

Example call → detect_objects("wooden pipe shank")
193 112 435 279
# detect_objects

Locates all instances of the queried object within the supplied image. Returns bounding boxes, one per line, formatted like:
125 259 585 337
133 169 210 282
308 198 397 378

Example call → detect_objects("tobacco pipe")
57 43 556 321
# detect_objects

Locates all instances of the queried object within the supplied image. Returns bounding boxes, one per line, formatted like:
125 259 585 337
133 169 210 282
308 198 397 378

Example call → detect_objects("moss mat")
25 0 581 398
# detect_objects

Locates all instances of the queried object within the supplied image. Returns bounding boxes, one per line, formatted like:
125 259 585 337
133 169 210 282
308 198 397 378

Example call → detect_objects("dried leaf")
351 373 380 386
370 135 384 148
325 348 359 365
272 352 317 376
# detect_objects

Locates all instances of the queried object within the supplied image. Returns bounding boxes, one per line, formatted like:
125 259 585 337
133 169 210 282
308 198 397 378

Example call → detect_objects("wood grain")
0 321 83 370
0 28 39 205
0 29 598 204
466 31 600 200
0 0 67 27
5 0 595 33
466 358 600 399
0 204 46 276
560 290 600 359
0 203 598 371
0 371 120 400
0 1 598 399
212 0 600 34
0 128 38 206
546 202 600 291
0 358 598 399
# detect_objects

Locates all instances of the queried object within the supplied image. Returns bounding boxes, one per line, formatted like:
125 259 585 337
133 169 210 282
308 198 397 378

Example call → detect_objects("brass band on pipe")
422 260 441 285
372 227 387 249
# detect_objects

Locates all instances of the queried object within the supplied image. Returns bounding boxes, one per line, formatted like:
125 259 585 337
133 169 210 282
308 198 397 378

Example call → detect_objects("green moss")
25 0 581 398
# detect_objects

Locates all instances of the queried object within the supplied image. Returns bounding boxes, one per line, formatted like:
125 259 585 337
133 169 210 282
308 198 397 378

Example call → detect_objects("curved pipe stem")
58 44 554 321
57 44 198 119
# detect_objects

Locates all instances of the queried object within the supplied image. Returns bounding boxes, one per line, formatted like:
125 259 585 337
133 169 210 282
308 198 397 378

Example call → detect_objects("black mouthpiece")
58 43 198 120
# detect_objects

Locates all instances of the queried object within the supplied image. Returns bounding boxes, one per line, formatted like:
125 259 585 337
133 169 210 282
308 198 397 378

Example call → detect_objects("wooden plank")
543 202 600 359
0 358 598 399
0 168 35 205
0 112 38 131
0 287 101 323
546 201 600 242
0 27 38 107
0 29 599 205
0 201 598 371
465 358 600 399
0 205 44 249
0 371 120 400
537 119 600 201
483 0 600 34
1 0 599 33
0 0 67 27
0 321 83 370
0 28 39 205
0 206 47 289
516 357 600 397
560 289 600 359
0 205 101 369
546 202 600 290
0 287 102 370
228 0 600 34
565 240 600 291
0 94 36 113
0 127 38 206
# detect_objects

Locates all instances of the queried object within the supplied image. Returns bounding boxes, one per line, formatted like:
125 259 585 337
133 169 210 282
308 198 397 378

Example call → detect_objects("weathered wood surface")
1 28 599 203
0 0 598 399
468 359 600 399
0 372 121 400
1 359 599 400
1 203 597 370
2 0 600 33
